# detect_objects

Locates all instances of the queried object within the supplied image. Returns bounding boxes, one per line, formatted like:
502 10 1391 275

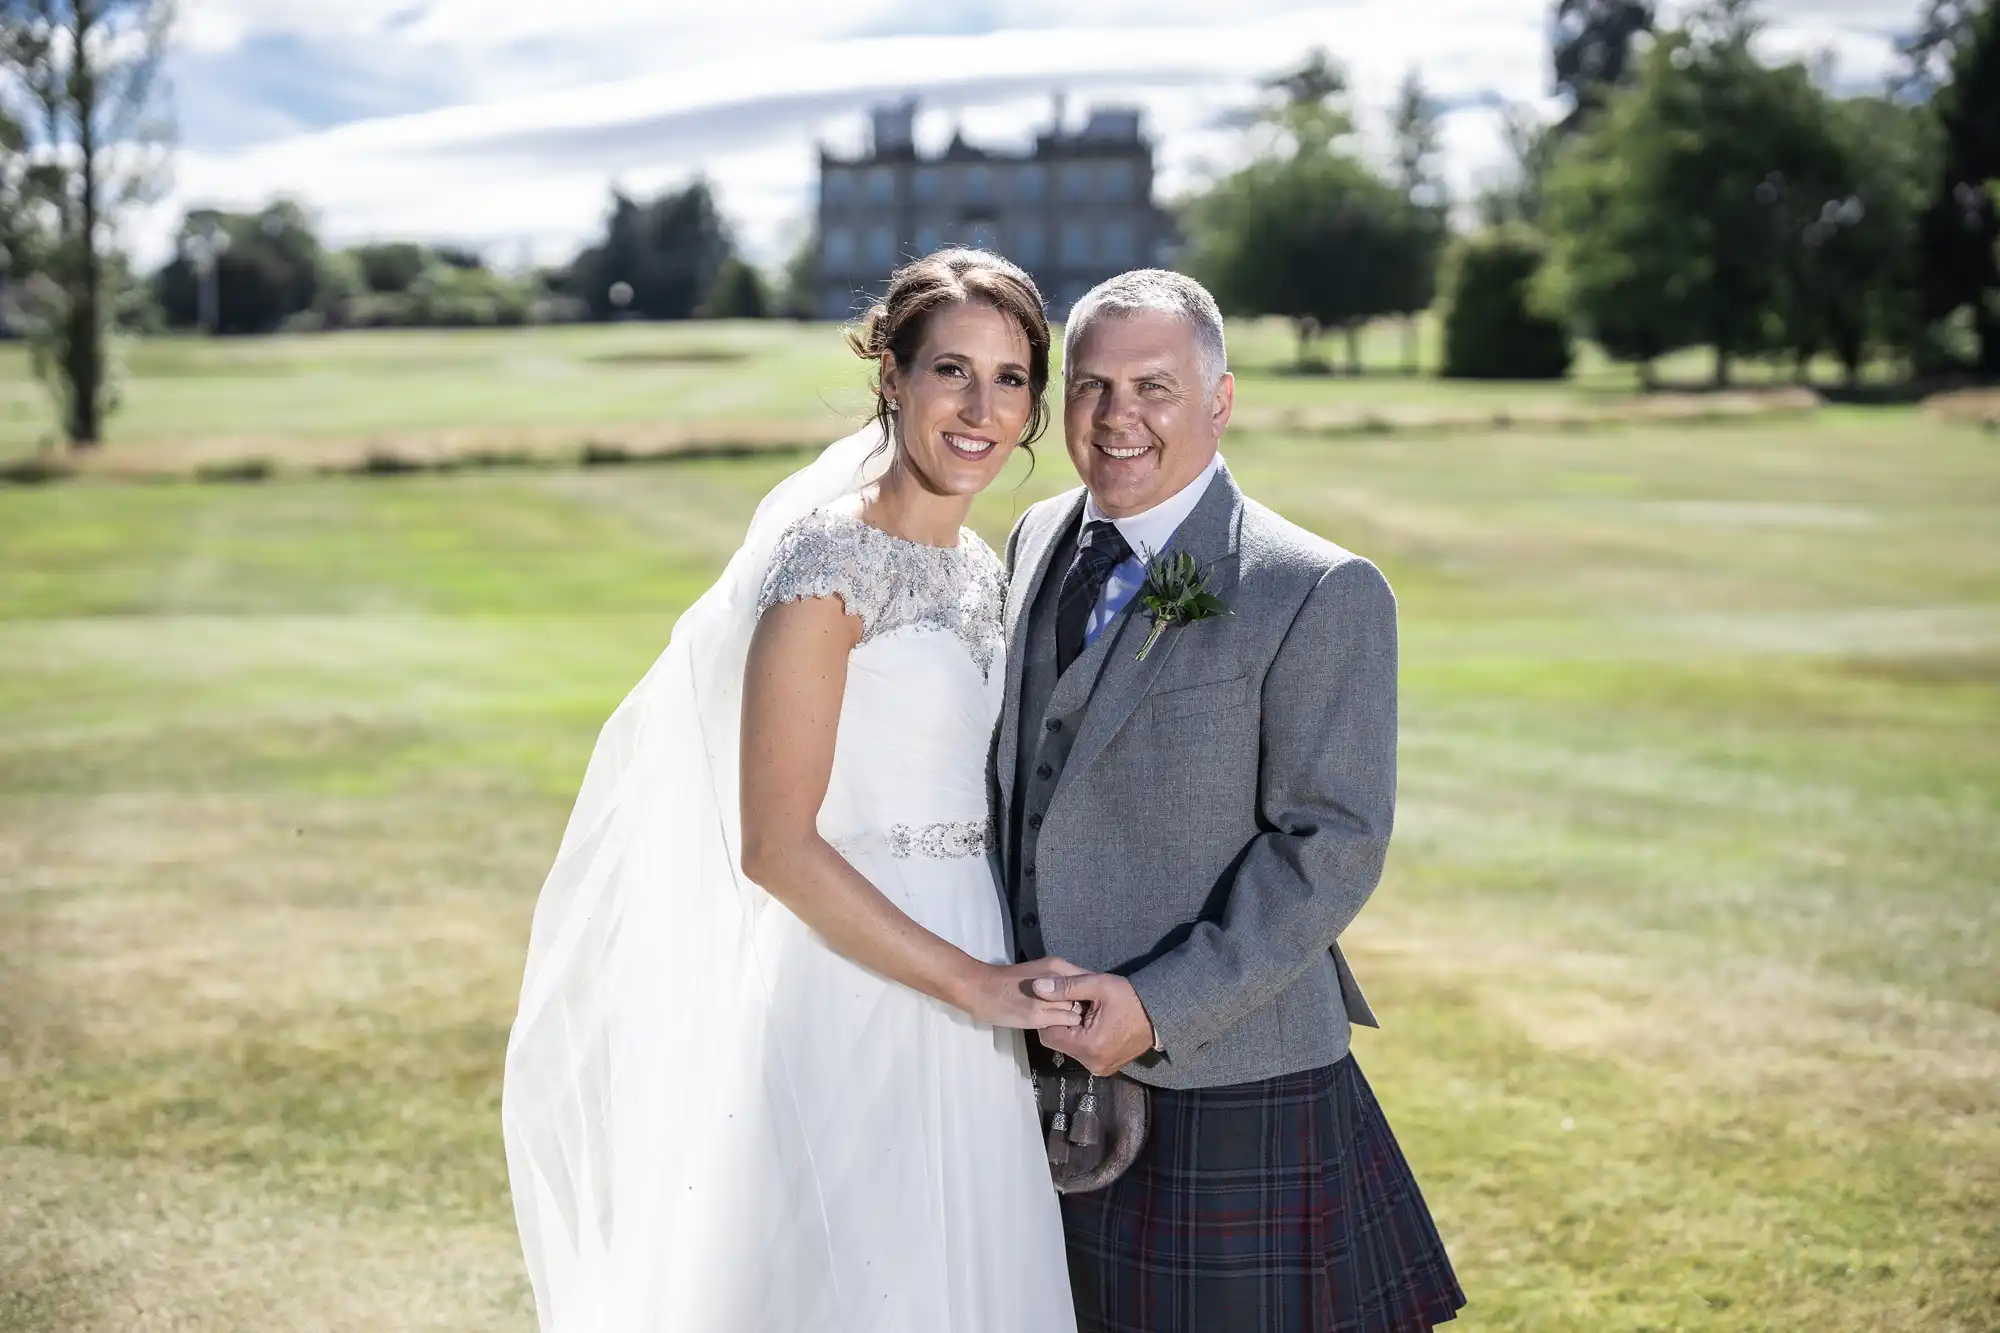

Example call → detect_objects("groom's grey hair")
1063 270 1229 393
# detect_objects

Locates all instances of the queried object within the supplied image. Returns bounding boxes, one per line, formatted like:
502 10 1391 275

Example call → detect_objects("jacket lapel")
997 489 1086 802
1050 466 1245 809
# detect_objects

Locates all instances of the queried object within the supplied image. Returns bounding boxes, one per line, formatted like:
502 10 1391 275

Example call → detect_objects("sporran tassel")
1045 1073 1071 1166
1068 1076 1101 1147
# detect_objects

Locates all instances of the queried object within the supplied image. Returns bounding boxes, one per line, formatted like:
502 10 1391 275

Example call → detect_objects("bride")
502 250 1082 1332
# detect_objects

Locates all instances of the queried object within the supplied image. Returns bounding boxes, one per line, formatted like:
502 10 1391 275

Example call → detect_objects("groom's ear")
1209 372 1236 436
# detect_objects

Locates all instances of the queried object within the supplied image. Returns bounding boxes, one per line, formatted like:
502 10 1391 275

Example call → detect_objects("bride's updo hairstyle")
846 248 1053 451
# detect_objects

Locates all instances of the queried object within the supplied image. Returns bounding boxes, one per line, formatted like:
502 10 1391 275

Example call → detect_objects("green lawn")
1 399 1996 1329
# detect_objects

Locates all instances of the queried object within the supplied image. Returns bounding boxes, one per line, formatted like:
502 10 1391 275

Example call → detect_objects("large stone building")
815 96 1171 321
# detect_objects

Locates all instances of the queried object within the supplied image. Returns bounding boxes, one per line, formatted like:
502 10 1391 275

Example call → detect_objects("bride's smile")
879 298 1036 507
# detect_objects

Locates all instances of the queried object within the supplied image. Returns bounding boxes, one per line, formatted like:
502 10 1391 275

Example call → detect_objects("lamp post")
185 218 231 335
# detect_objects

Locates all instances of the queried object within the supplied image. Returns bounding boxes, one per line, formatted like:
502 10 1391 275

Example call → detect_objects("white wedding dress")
502 428 1076 1333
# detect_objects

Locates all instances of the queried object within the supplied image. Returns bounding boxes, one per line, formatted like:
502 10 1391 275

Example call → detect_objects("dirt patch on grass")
1233 387 1821 439
1923 387 2000 427
0 1145 531 1333
584 346 750 366
2 417 832 486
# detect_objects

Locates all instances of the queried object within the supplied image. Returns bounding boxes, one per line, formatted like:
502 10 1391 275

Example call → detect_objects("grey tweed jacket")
993 463 1397 1090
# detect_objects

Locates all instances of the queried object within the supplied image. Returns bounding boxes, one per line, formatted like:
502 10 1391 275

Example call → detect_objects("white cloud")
150 0 1913 271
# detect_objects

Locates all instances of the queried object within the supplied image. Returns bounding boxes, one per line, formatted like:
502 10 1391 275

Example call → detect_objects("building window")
1059 163 1093 202
915 224 943 257
1017 164 1046 200
1100 221 1136 267
825 171 854 206
1011 226 1045 267
914 169 941 203
1099 161 1136 202
824 227 856 270
865 225 896 269
865 167 895 204
965 221 999 252
1060 221 1092 267
963 166 993 204
823 291 854 321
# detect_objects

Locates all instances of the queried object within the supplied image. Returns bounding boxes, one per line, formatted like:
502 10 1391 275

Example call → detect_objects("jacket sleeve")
1127 556 1398 1057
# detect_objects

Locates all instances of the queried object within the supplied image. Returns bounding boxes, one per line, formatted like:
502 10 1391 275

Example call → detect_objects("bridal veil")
501 427 891 1332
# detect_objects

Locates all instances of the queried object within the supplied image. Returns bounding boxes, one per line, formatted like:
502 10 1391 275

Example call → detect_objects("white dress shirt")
1081 452 1224 644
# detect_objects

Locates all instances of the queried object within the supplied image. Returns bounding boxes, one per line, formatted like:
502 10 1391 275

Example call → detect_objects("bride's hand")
954 957 1090 1030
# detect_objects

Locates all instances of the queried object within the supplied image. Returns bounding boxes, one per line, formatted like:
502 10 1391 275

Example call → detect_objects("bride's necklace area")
766 505 1005 677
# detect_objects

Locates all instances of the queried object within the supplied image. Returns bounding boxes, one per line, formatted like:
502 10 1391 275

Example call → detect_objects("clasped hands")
1029 965 1156 1077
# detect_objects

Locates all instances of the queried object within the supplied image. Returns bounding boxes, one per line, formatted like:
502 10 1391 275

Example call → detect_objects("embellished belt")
832 819 996 861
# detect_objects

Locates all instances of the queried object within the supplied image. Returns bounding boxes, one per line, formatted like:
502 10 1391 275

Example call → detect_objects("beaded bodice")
757 506 1007 678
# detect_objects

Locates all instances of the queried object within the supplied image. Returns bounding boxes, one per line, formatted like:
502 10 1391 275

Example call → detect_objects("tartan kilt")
1061 1056 1465 1333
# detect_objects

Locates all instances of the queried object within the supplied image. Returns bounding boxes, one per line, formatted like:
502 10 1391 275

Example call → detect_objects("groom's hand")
1033 973 1155 1076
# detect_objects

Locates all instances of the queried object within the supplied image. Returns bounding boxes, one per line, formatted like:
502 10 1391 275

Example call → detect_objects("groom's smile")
1063 307 1234 520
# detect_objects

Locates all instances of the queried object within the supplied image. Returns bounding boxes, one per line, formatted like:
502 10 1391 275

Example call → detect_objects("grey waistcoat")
994 465 1397 1091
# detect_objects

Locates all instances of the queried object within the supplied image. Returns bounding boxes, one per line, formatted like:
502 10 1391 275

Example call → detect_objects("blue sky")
153 0 1917 270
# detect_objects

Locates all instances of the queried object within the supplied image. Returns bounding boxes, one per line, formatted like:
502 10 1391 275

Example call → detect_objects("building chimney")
871 95 917 156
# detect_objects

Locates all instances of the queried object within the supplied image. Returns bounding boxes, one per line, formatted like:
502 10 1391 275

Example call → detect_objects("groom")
994 271 1464 1332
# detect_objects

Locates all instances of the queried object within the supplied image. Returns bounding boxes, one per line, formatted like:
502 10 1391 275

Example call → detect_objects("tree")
1540 15 1850 386
1186 47 1429 373
698 257 769 319
404 260 529 327
0 0 173 448
154 201 323 334
1552 0 1656 131
1766 96 1935 386
568 180 736 321
351 241 430 294
0 105 41 292
1388 67 1450 373
1186 150 1417 373
1256 47 1354 152
1918 0 2000 374
776 227 819 320
1896 0 1980 99
1474 103 1558 229
1440 227 1573 378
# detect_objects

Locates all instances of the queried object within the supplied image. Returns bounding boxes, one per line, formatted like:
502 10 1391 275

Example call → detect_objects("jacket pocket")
1150 674 1249 722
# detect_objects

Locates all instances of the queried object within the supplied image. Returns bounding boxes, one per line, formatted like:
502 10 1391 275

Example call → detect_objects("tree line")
143 183 777 338
1186 0 2000 388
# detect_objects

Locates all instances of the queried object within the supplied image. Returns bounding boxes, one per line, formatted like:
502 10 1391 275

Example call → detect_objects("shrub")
0 453 72 485
580 441 632 466
1440 227 1573 380
196 458 274 483
697 258 770 319
360 450 424 475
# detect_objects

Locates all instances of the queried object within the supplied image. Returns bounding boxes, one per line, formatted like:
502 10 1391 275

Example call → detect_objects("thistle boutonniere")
1134 547 1231 661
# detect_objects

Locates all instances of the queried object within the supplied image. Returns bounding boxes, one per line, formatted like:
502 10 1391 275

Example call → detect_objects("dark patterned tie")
1055 520 1135 675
